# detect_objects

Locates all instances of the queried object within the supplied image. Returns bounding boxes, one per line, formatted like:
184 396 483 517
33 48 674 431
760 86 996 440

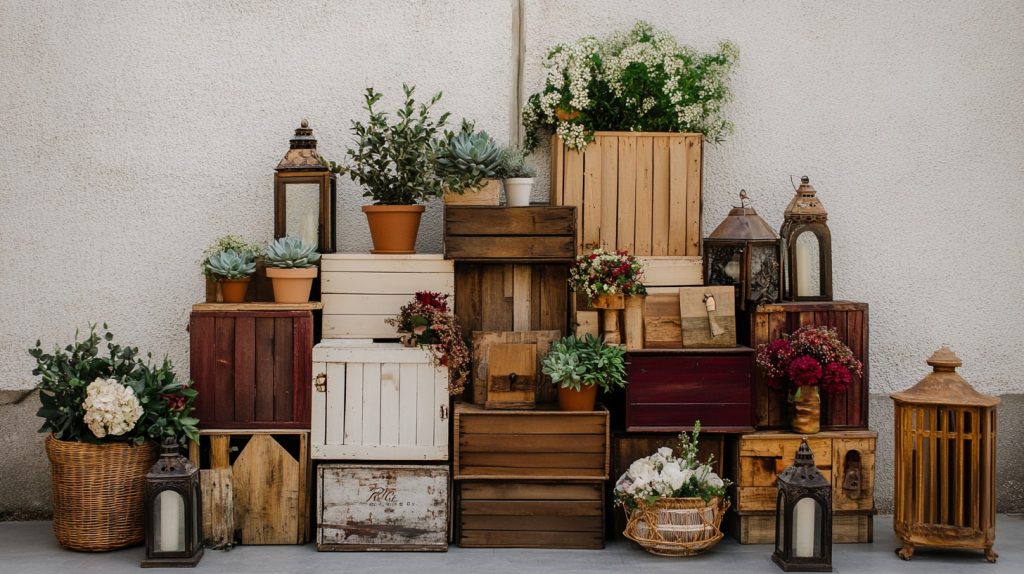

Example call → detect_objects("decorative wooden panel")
318 464 449 551
454 263 570 336
484 343 537 409
471 330 561 405
320 254 454 340
311 341 449 461
444 205 576 262
550 132 702 255
457 481 604 549
453 403 610 481
189 304 319 429
679 286 737 348
750 301 869 429
625 348 754 432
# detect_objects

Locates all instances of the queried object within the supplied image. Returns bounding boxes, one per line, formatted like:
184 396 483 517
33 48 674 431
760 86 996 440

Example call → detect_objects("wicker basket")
45 435 158 551
623 496 730 556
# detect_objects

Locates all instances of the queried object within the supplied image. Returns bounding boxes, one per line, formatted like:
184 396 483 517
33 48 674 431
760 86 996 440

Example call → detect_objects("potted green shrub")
497 145 537 207
204 249 257 303
264 236 321 304
438 120 502 205
542 334 627 411
29 325 199 551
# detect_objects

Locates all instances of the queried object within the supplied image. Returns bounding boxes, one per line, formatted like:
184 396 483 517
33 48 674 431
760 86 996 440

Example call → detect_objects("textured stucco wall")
2 1 1023 517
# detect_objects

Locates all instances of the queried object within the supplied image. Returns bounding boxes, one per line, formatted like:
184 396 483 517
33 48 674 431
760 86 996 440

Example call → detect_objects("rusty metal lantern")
143 438 203 567
275 119 337 253
704 190 783 311
891 346 999 562
773 439 833 572
781 176 832 301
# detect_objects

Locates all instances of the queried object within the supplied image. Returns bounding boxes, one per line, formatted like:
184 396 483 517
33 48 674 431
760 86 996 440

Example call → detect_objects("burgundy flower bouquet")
756 326 862 395
386 291 469 396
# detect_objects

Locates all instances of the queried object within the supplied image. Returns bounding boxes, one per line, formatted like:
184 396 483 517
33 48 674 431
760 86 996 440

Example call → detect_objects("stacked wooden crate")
312 254 454 551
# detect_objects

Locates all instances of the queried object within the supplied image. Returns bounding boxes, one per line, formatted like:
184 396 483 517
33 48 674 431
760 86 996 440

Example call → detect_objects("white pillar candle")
158 490 184 552
795 239 812 296
794 497 817 557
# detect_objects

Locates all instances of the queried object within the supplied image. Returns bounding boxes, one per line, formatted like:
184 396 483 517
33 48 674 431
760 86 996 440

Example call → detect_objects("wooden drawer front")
444 206 576 262
318 464 449 552
190 309 313 429
458 481 604 549
311 342 449 461
454 263 569 336
320 255 454 339
730 511 873 544
454 403 609 480
833 437 876 511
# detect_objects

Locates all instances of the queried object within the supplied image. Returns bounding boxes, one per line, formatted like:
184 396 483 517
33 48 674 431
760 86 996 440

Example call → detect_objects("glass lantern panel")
190 483 201 547
749 244 780 303
154 489 186 553
707 245 743 286
794 231 821 297
284 182 321 247
791 496 823 558
775 491 786 554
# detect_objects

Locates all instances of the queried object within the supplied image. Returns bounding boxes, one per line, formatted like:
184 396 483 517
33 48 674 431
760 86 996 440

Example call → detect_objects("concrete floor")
0 516 1020 574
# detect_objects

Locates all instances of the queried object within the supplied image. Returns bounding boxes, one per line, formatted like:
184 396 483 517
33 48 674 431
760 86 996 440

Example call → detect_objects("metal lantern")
781 176 832 301
704 190 783 311
275 119 337 253
891 346 998 563
142 438 203 568
773 440 833 572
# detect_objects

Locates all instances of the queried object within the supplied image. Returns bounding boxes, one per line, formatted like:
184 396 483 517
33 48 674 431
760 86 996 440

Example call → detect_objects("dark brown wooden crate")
457 481 605 549
726 510 875 544
625 348 755 433
750 301 869 429
453 402 609 481
454 263 570 337
190 304 318 429
444 205 576 262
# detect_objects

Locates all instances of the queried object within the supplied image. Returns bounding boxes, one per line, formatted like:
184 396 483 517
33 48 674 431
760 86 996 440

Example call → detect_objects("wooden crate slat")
599 136 618 250
320 254 454 273
651 137 671 255
461 499 602 517
461 515 601 532
416 363 434 447
582 141 602 249
564 147 584 250
459 433 606 453
312 443 448 461
549 133 565 205
512 265 533 331
634 136 654 255
684 135 702 256
213 317 235 423
273 317 293 422
730 511 873 544
343 362 363 445
254 318 276 422
361 362 381 446
460 482 601 500
445 236 575 261
639 256 703 287
379 363 401 445
398 362 418 446
321 293 413 315
322 271 454 294
616 136 637 252
668 137 687 256
459 452 605 470
323 361 344 446
233 316 256 424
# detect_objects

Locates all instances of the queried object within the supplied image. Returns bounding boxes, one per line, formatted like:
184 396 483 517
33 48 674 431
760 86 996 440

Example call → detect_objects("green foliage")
200 235 264 279
436 120 501 191
29 325 199 447
265 236 321 269
496 146 537 179
541 334 627 392
204 249 256 280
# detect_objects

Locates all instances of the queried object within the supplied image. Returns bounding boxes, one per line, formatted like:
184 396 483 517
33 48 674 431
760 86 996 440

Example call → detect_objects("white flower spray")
82 377 143 438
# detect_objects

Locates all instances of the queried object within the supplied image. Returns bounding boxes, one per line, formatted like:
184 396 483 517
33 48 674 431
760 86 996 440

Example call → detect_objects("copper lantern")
781 176 832 301
275 119 336 253
704 191 783 311
772 440 832 572
142 438 203 568
891 346 998 562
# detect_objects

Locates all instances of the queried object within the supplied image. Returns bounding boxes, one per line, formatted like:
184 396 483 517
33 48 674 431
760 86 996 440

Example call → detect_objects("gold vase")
792 386 821 434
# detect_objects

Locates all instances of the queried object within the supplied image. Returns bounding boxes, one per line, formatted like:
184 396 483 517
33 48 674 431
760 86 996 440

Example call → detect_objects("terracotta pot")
792 386 821 434
558 384 598 411
503 178 535 207
266 267 318 304
556 107 581 122
591 293 625 310
219 277 251 303
362 205 425 254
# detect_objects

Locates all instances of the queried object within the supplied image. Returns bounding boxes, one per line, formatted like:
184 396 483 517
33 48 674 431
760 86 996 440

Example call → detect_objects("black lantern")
142 438 203 568
275 119 337 253
704 190 783 311
781 176 832 301
773 440 832 572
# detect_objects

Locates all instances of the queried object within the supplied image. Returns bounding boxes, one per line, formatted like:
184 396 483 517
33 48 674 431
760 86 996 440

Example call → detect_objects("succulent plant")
437 120 501 191
205 249 256 280
542 334 627 392
200 235 263 279
265 236 321 269
497 146 537 179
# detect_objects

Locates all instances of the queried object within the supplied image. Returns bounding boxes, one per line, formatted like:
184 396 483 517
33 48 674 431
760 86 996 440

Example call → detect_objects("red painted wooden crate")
625 348 754 432
189 303 319 429
750 301 869 429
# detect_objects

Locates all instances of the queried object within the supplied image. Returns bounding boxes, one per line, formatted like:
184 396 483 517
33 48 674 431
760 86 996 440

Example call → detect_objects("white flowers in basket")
82 377 143 438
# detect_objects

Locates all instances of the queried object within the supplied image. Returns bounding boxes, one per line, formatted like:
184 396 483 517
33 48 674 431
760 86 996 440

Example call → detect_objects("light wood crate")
320 254 454 340
311 341 449 461
550 132 703 255
317 464 449 551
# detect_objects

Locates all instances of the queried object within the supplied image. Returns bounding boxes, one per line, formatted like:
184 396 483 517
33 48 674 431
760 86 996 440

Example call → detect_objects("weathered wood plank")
582 140 602 250
599 136 618 250
617 136 637 252
634 136 654 255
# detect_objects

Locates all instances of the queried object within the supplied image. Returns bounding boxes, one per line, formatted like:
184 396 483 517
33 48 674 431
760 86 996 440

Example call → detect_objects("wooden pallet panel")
729 511 874 544
454 263 569 337
444 206 576 262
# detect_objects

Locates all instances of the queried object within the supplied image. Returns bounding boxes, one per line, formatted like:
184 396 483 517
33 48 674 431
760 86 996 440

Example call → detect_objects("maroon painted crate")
625 347 755 433
189 303 319 429
750 301 869 430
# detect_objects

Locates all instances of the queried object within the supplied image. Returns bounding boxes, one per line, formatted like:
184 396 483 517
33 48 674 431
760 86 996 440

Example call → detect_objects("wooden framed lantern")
143 439 203 568
781 176 832 301
891 346 999 562
275 119 336 253
773 440 832 572
704 191 783 311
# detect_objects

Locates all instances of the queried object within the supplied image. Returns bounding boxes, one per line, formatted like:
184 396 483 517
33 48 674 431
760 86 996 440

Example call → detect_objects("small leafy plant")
204 249 256 280
437 120 501 191
497 146 537 179
200 235 263 279
542 334 627 392
265 236 321 269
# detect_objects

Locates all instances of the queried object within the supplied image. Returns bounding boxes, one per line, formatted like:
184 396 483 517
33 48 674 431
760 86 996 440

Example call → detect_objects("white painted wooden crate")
317 463 449 551
311 340 449 461
321 254 455 339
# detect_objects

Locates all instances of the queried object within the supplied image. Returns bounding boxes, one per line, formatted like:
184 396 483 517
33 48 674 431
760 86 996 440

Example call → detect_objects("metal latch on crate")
439 405 448 420
314 373 327 392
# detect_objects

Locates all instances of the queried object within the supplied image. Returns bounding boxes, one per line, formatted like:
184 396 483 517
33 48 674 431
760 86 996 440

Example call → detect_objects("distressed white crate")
321 254 455 339
317 463 449 552
312 340 449 461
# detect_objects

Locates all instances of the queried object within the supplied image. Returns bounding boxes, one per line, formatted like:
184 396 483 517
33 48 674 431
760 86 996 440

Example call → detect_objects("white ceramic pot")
503 178 535 207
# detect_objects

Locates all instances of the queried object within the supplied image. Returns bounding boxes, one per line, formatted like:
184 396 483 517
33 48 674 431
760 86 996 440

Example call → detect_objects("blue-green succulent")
265 236 321 269
205 249 256 280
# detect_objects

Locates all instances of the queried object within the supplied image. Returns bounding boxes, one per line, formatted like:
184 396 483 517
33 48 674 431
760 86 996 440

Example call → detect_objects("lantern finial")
300 118 309 129
927 345 962 371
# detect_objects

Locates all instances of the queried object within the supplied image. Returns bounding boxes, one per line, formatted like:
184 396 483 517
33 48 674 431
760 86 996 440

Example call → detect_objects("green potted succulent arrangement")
264 236 321 304
437 120 503 205
497 145 537 207
201 235 262 303
29 325 199 551
541 334 627 411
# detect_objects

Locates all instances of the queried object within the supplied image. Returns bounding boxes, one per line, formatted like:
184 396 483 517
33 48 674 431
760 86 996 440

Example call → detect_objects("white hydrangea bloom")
82 377 143 438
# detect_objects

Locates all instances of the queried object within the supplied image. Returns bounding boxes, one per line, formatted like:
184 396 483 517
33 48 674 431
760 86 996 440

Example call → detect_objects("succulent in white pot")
497 146 536 207
264 236 321 303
